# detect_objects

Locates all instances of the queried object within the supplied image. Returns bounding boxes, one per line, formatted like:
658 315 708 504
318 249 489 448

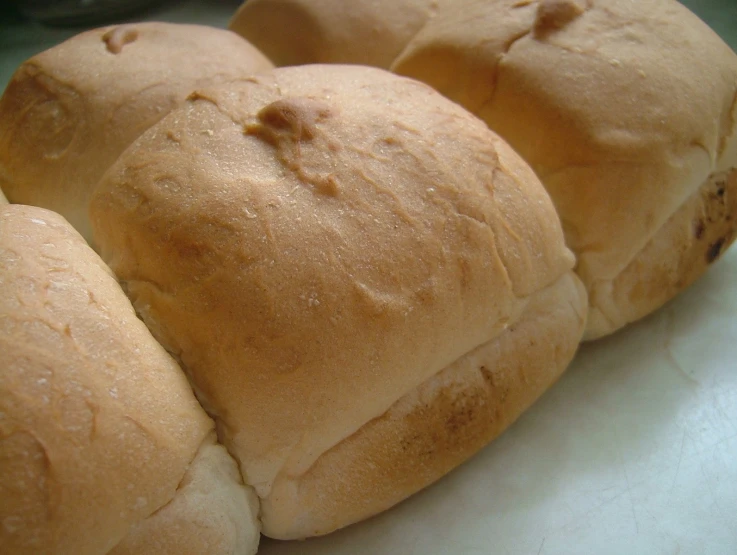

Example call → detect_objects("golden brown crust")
0 22 273 247
90 64 582 538
241 0 737 338
229 0 438 69
262 272 586 539
390 0 737 338
0 204 215 554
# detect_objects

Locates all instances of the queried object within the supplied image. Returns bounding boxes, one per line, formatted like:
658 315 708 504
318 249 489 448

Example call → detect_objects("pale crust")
0 205 259 554
90 65 584 538
229 0 438 69
0 22 272 247
263 272 586 539
0 187 7 204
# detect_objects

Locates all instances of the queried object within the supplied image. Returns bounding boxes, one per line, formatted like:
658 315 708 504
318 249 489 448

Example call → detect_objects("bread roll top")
0 22 273 246
231 0 737 337
90 64 575 498
392 0 737 284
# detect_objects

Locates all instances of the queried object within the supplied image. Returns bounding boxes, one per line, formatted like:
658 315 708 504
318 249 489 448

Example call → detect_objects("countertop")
1 2 736 554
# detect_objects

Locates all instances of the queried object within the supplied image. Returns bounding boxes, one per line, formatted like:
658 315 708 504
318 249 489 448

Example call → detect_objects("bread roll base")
586 167 737 339
110 433 260 555
262 272 586 539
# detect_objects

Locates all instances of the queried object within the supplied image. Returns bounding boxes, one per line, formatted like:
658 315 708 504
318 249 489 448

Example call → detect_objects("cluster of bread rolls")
1 0 735 553
233 0 737 339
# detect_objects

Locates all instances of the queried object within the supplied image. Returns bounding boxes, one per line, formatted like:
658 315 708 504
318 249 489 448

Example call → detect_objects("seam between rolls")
469 27 534 122
269 291 537 493
119 276 265 526
388 0 441 71
105 431 220 555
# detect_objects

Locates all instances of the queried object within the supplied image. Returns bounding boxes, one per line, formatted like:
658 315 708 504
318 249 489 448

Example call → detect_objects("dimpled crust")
391 0 737 338
90 64 586 538
0 205 259 554
229 0 438 69
0 22 273 246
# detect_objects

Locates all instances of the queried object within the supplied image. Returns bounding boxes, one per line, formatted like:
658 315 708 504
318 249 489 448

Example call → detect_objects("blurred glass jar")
15 0 168 26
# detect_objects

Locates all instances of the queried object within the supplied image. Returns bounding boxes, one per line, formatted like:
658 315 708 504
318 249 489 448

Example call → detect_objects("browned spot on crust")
251 97 334 143
707 237 726 263
535 0 586 35
693 220 705 239
613 168 736 338
245 97 340 197
102 26 139 54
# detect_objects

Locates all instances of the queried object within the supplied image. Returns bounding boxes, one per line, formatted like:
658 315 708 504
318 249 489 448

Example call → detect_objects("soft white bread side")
229 0 437 69
110 435 261 555
90 64 586 538
391 0 737 338
0 205 259 554
0 187 6 204
0 22 273 247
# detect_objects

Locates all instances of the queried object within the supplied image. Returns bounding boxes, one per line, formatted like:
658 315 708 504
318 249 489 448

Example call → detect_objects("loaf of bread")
0 22 273 247
0 187 7 204
89 64 587 539
0 205 260 554
231 0 737 339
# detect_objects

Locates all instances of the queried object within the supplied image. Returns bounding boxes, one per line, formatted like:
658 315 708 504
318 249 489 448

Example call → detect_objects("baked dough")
0 22 273 247
0 205 260 554
90 64 587 538
393 0 737 338
231 0 737 339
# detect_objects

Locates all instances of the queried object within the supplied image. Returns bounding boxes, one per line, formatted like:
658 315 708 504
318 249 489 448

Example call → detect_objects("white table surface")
1 2 735 554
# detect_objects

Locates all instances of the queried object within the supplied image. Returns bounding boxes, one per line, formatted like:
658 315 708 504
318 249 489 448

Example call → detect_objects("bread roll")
229 0 437 68
0 22 273 248
232 0 737 339
0 205 259 554
393 0 737 339
90 64 587 539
